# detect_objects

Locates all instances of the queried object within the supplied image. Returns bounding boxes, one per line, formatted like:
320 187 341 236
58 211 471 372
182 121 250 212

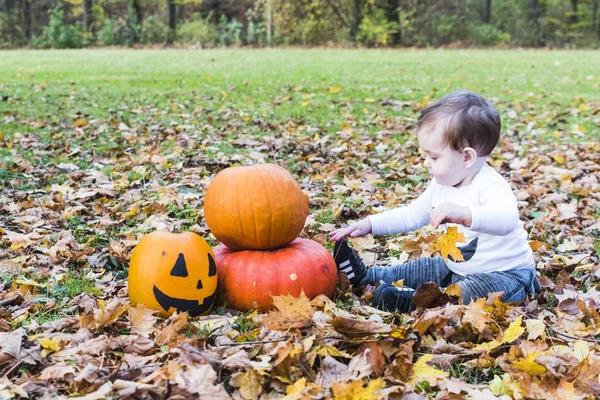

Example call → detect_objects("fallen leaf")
261 292 315 330
407 354 448 385
331 378 385 400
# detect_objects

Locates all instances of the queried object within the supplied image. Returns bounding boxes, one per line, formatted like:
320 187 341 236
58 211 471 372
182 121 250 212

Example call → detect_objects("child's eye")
430 156 438 161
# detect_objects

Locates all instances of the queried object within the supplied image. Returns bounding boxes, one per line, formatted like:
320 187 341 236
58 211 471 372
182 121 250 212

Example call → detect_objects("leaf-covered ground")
1 49 600 399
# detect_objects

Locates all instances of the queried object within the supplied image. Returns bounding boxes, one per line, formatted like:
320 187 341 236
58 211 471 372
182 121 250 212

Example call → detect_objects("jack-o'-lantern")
128 230 218 317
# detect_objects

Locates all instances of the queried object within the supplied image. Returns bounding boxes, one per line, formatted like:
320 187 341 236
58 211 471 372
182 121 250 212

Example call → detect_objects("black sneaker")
333 238 367 286
373 284 416 313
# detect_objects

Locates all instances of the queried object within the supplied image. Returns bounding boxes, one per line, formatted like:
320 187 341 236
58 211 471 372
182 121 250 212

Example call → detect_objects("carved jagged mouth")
153 285 216 316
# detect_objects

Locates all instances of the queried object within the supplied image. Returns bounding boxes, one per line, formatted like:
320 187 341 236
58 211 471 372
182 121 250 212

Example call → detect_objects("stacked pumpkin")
204 163 337 312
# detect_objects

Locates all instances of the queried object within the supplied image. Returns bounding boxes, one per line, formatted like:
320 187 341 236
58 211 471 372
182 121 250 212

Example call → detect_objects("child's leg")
362 256 452 287
453 269 536 304
370 256 453 312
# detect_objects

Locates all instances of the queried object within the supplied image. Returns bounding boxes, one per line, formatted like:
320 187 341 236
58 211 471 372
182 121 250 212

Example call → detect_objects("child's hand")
430 203 472 229
329 218 372 241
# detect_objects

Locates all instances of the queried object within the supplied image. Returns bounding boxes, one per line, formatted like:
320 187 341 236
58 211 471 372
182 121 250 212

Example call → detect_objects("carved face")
128 231 218 317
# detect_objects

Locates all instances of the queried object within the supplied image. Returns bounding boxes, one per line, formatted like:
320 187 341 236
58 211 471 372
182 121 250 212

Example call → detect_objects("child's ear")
463 147 478 168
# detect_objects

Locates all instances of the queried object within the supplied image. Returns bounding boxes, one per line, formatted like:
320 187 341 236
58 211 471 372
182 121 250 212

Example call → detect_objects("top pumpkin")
204 163 309 250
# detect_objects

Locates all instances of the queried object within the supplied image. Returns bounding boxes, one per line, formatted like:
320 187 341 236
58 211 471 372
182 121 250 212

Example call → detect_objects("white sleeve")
368 184 434 235
467 175 520 235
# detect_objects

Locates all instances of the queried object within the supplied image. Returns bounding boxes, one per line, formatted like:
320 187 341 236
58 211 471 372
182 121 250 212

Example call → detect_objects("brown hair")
416 90 501 156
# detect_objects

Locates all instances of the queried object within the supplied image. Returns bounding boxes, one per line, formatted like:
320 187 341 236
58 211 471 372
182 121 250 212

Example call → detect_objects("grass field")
1 48 599 128
1 49 599 188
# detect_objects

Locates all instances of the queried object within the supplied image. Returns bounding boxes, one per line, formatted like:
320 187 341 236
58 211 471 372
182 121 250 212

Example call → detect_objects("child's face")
417 121 470 187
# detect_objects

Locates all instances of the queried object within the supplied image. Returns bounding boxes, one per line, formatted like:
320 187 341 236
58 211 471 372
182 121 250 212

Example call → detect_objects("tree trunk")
482 0 492 23
23 0 31 41
350 0 362 42
528 0 543 46
569 0 578 24
83 0 93 31
386 0 400 44
595 0 600 40
131 0 143 24
167 0 176 44
177 4 184 23
266 0 272 45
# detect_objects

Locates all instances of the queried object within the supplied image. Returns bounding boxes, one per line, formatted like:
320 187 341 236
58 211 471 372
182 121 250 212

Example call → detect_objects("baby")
330 90 540 312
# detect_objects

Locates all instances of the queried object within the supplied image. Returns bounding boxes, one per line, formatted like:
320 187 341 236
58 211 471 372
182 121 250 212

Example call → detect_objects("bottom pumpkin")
213 238 338 312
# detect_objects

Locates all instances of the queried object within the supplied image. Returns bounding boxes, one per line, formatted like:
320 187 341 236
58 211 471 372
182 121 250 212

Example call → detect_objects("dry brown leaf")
330 312 392 338
462 298 491 332
128 304 157 337
230 368 264 400
260 291 315 330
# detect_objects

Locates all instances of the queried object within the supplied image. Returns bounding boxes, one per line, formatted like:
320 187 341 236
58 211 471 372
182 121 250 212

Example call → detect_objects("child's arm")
467 177 520 235
329 218 372 241
330 183 435 241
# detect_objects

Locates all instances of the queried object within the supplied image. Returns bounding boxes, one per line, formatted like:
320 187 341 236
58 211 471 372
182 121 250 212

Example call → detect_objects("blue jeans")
361 256 541 305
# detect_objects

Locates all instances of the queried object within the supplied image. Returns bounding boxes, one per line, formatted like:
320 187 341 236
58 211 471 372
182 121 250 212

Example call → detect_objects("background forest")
1 0 600 49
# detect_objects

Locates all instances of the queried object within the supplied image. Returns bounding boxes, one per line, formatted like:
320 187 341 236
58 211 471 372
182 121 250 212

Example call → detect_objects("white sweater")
368 165 534 276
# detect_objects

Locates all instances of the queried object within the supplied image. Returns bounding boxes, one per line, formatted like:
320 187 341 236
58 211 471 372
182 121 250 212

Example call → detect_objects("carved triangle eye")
170 253 188 277
208 253 217 277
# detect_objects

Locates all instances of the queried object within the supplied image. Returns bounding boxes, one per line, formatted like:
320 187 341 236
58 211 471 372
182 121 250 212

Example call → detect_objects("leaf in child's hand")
429 226 466 261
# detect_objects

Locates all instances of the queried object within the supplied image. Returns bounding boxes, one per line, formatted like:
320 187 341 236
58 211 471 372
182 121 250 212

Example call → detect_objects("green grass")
1 49 598 134
1 50 597 194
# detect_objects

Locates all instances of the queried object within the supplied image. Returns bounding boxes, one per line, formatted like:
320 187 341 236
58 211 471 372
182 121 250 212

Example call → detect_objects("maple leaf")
428 226 466 261
462 298 491 333
260 291 315 330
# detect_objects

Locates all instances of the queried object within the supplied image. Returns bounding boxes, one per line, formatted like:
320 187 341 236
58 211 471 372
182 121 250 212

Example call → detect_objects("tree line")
1 0 599 48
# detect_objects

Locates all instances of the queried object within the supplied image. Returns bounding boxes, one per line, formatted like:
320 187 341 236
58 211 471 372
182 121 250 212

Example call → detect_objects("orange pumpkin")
213 238 337 312
128 230 218 317
204 163 309 251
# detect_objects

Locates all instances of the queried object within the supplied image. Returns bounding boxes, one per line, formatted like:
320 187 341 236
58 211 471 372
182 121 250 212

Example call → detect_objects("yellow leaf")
390 327 407 339
525 319 546 341
443 283 462 297
573 340 590 362
286 377 306 395
15 278 45 288
407 354 448 385
463 298 491 332
429 226 465 261
513 352 547 376
474 339 502 351
329 86 342 94
316 345 353 358
474 315 525 351
331 378 385 400
230 369 264 400
364 98 376 103
502 315 525 343
123 204 140 218
38 337 64 351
